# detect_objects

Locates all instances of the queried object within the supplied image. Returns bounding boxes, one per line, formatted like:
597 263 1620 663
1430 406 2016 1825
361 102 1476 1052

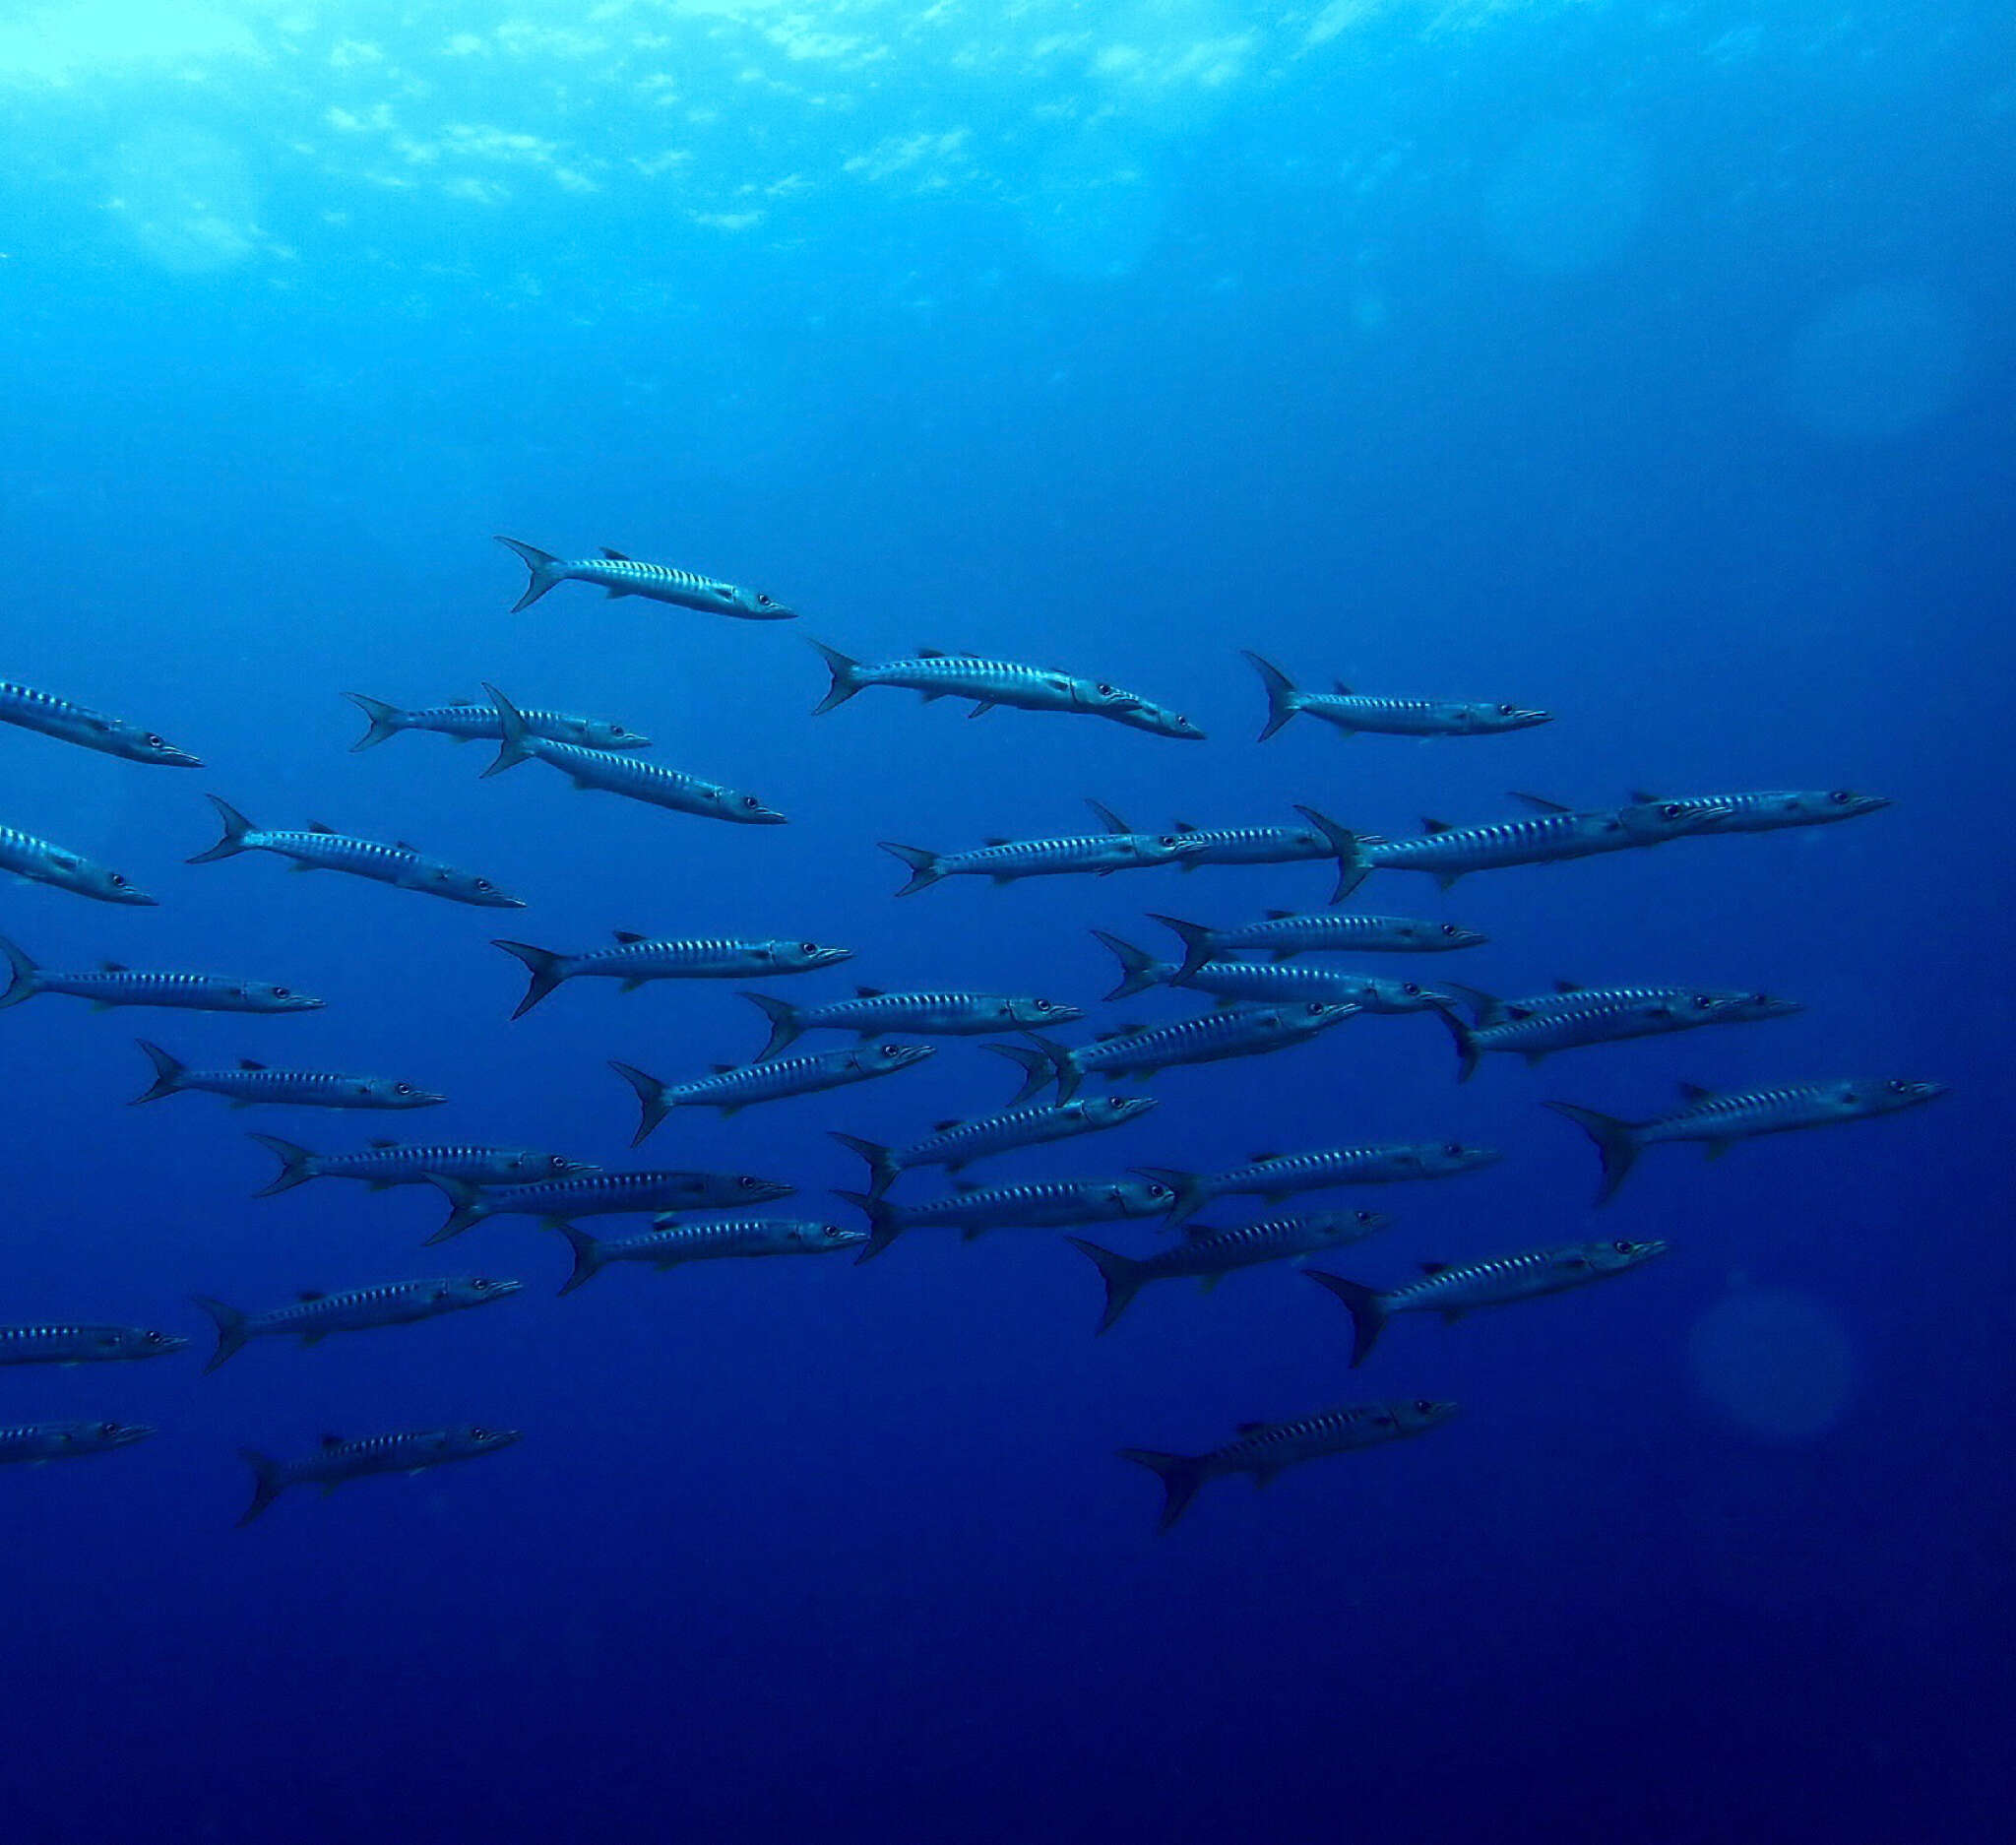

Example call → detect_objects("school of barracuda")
0 544 1939 1531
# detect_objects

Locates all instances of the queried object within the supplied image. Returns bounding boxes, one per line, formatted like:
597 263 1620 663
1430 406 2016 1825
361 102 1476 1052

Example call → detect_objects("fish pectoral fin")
1252 1466 1284 1490
1703 1141 1732 1161
299 1332 326 1346
967 702 998 719
1197 1274 1225 1295
1439 1308 1469 1323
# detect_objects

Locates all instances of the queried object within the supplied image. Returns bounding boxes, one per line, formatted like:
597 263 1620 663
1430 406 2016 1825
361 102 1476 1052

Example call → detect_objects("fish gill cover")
0 3 2009 1843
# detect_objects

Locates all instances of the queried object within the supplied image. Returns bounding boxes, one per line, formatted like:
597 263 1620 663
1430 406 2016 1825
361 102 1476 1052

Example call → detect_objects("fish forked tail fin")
1131 1166 1207 1226
191 1296 250 1373
1145 914 1218 984
0 932 41 1009
1428 1003 1482 1084
808 640 863 715
1302 1270 1389 1368
480 683 536 778
879 842 942 897
1241 651 1303 741
983 1034 1076 1105
608 1060 671 1146
1090 930 1166 1002
1544 1101 1643 1207
490 940 570 1019
833 1188 901 1263
554 1224 607 1296
247 1133 318 1196
495 536 566 612
1116 1447 1211 1532
1292 806 1371 906
1435 981 1503 1028
1067 1238 1151 1335
423 1174 493 1243
130 1040 186 1105
739 990 803 1060
236 1448 289 1528
828 1131 900 1200
343 693 407 752
186 795 255 864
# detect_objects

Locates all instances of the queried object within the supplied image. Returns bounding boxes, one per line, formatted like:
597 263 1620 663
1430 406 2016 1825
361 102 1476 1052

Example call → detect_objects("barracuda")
186 797 525 908
497 537 794 618
555 1218 867 1295
1162 806 1369 904
0 678 200 766
0 1420 156 1465
1432 981 1799 1081
248 1136 594 1197
740 986 1080 1060
423 1168 794 1242
808 641 1189 730
1119 1399 1457 1531
1308 1237 1670 1367
1548 1077 1948 1205
1068 1208 1393 1334
491 931 852 1019
1149 909 1488 981
829 1096 1158 1198
1626 787 1892 832
0 1324 187 1366
836 1174 1178 1263
0 934 322 1014
0 821 155 905
236 1426 520 1526
1093 929 1451 1012
346 692 648 754
193 1277 522 1372
130 1044 444 1112
879 797 1209 895
481 685 786 823
1137 1141 1502 1225
610 1042 935 1144
1361 794 1734 889
1243 653 1549 740
986 1002 1355 1106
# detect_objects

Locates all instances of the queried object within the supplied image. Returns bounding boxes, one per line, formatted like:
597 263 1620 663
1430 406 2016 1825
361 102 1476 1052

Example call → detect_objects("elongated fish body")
556 1218 867 1294
610 1042 935 1144
0 1324 187 1366
1068 1208 1393 1333
880 828 1206 896
830 1095 1158 1197
186 797 524 908
237 1425 520 1526
989 1003 1356 1106
1119 1398 1456 1531
0 935 322 1014
1363 796 1732 889
492 932 851 1019
346 693 648 754
0 822 155 905
1093 932 1448 1013
0 680 201 766
1434 983 1799 1080
838 1175 1177 1262
1627 788 1891 833
1307 1237 1669 1366
0 1420 155 1465
810 642 1150 721
193 1277 520 1371
481 686 785 824
425 1167 797 1242
741 986 1082 1060
1548 1077 1947 1205
249 1135 595 1198
1139 1140 1502 1225
497 537 793 619
130 1042 444 1111
1150 909 1487 981
1244 653 1547 741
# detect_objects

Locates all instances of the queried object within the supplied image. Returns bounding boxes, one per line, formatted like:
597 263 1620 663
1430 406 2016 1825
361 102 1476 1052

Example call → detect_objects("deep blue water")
3 5 2011 1841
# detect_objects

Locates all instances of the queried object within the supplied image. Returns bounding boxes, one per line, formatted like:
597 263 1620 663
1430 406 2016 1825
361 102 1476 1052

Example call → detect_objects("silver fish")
810 642 1159 724
741 985 1080 1060
237 1426 520 1526
555 1218 867 1294
0 821 155 905
497 537 793 618
492 931 852 1019
0 1324 188 1366
1362 794 1733 890
837 1174 1177 1263
0 679 200 766
131 1042 444 1111
1138 1141 1502 1226
187 798 524 908
1093 930 1450 1013
1626 787 1892 832
193 1277 521 1372
1307 1238 1670 1366
249 1136 594 1197
1244 652 1548 740
829 1095 1158 1198
0 1420 156 1465
1162 807 1369 904
988 1003 1356 1105
0 934 321 1014
346 692 648 753
424 1167 794 1242
880 798 1208 895
1433 981 1799 1080
610 1042 935 1144
1149 909 1488 980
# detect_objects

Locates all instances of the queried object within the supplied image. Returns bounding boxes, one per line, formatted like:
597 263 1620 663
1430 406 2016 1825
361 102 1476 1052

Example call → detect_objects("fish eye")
823 1225 848 1241
471 1427 489 1440
742 795 761 809
757 594 774 606
472 1278 493 1290
274 987 289 998
1693 994 1716 1009
1356 1212 1378 1227
1146 1184 1169 1199
1413 1400 1436 1416
1097 682 1114 695
1175 715 1190 726
1660 803 1684 820
109 873 127 887
474 879 493 892
1304 1002 1326 1016
1402 983 1421 996
1158 835 1179 848
1830 790 1853 804
1444 1142 1465 1157
738 1176 763 1189
1886 1079 1911 1094
99 1422 119 1437
145 1330 166 1344
609 726 629 736
548 1155 570 1171
1497 704 1516 716
146 732 165 747
1440 923 1461 937
395 1083 412 1095
880 1043 901 1055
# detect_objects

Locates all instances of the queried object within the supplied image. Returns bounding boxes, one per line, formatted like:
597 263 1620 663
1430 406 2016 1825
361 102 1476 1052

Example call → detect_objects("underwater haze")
2 3 2011 1841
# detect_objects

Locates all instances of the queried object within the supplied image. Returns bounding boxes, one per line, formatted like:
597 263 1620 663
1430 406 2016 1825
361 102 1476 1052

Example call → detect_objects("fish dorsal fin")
1509 792 1573 815
307 820 339 834
1174 820 1198 832
1333 679 1354 694
1247 1150 1281 1164
1419 1261 1452 1276
320 1433 346 1449
855 986 884 998
100 959 128 972
1630 790 1661 805
1422 816 1453 834
1085 797 1131 835
933 1118 963 1132
297 1290 327 1302
396 841 420 852
1504 1004 1535 1021
1264 909 1293 921
1180 1223 1220 1241
612 930 648 943
601 546 631 561
238 1058 267 1070
1553 980 1584 993
1678 1081 1715 1102
369 1138 398 1148
917 646 945 658
984 837 1012 848
711 1063 734 1075
1235 1421 1272 1435
952 1180 986 1193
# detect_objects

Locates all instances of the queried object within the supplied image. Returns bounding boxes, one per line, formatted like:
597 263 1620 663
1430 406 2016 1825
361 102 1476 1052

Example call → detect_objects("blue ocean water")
2 4 2010 1839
